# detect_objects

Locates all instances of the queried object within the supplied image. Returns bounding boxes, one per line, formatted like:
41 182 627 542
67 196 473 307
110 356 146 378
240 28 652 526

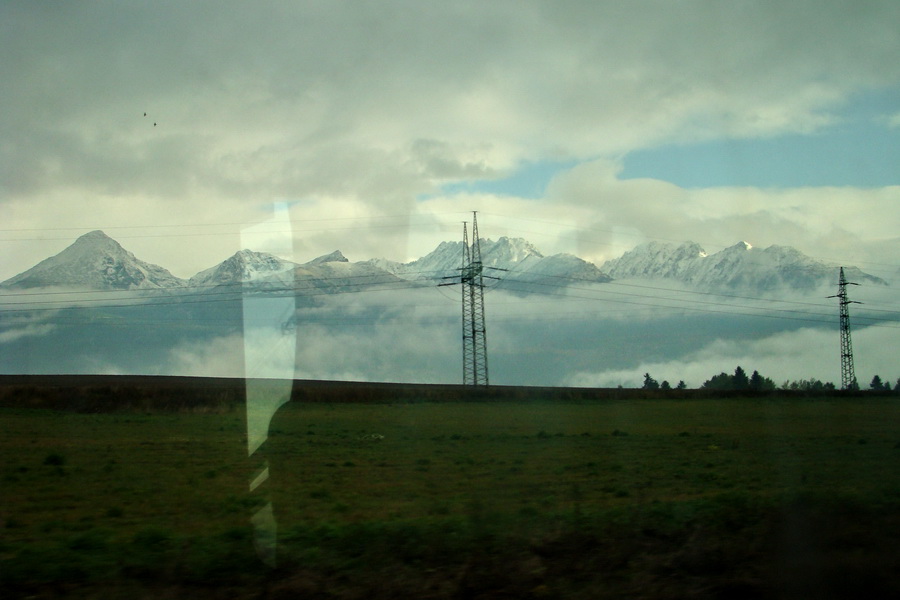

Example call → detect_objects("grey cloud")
2 275 895 386
408 139 497 181
3 1 900 289
5 1 899 205
0 323 56 344
538 159 900 271
565 323 899 390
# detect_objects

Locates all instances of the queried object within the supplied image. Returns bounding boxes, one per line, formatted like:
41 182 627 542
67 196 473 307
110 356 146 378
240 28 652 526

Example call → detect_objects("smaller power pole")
828 267 861 390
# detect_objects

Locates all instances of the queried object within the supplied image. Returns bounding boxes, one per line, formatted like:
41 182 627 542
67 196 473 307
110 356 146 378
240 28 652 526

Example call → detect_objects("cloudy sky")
2 2 899 387
2 1 899 283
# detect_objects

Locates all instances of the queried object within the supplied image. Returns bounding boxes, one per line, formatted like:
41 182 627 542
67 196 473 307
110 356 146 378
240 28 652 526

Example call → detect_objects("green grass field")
3 397 900 598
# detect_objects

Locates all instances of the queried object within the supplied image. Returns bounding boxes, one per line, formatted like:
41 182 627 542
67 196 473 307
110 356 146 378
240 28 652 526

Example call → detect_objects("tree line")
642 367 900 393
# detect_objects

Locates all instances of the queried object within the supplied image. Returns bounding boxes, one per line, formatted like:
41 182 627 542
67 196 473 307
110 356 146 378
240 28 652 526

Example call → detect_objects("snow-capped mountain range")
600 241 885 291
0 230 886 295
363 237 611 287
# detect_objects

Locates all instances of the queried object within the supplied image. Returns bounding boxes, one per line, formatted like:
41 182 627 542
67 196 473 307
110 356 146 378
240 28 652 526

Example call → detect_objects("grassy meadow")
3 391 900 598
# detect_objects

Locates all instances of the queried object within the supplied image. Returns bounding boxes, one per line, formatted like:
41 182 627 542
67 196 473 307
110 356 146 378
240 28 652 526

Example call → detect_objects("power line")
490 278 900 329
496 276 900 324
0 212 470 242
477 211 900 272
1 212 896 274
4 281 899 332
2 266 899 330
3 263 897 319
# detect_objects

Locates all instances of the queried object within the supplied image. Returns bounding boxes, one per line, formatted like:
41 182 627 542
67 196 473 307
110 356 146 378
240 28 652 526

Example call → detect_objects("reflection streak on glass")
242 203 296 566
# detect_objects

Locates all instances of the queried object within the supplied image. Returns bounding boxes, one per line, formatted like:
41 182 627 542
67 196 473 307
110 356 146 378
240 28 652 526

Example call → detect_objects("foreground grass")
3 398 900 598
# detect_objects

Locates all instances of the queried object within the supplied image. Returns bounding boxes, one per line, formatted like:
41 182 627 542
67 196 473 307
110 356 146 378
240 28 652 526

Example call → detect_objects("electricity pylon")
828 267 861 390
440 212 499 386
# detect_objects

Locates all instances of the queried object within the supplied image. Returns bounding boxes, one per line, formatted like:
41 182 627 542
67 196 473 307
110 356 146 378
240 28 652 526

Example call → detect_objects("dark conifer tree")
732 366 750 390
749 370 764 391
642 373 660 390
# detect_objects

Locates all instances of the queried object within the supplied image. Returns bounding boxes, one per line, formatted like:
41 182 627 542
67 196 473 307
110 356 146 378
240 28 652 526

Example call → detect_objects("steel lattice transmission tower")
828 267 861 390
440 212 495 386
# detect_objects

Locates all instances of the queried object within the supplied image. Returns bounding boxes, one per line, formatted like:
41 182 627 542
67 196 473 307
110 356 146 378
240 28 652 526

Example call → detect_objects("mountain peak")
675 241 708 258
601 239 885 292
189 250 296 286
69 230 122 251
80 230 113 240
485 236 544 261
307 250 349 265
2 231 183 290
725 241 753 252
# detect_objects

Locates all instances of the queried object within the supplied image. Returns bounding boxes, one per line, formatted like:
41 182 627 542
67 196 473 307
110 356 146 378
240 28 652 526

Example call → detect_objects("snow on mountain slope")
363 236 611 286
291 251 412 295
188 248 409 296
482 237 544 265
363 241 467 280
188 249 297 288
3 231 885 299
1 230 185 290
601 240 886 292
306 250 350 266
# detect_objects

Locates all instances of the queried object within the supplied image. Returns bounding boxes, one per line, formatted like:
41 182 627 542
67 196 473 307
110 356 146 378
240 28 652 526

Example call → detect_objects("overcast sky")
2 1 899 283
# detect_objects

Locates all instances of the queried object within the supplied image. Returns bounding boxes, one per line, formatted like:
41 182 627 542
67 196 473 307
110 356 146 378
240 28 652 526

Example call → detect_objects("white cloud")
158 289 900 388
2 271 891 386
0 323 56 343
410 161 900 288
564 324 899 389
162 287 462 382
5 3 899 196
2 1 899 304
166 333 245 379
522 160 900 277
